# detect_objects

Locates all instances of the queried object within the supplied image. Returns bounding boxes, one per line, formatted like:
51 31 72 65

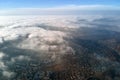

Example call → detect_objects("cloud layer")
0 15 120 79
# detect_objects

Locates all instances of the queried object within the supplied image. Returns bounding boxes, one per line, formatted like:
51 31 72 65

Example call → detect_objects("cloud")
0 5 120 15
0 16 76 60
0 52 5 59
0 15 77 79
0 15 120 79
0 52 7 70
11 55 31 62
2 71 15 78
0 61 6 70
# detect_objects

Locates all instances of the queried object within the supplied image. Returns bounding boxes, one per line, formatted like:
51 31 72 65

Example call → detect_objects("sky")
0 0 120 15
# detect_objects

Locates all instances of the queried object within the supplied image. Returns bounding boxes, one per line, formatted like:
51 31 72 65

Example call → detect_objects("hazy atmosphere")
0 0 120 80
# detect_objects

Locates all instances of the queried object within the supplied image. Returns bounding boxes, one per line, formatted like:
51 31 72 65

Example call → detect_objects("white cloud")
0 16 76 58
0 52 7 70
0 52 5 59
2 71 15 78
0 61 6 70
11 55 31 62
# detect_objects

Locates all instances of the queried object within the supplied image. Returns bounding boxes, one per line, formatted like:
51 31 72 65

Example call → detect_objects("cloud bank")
0 15 120 79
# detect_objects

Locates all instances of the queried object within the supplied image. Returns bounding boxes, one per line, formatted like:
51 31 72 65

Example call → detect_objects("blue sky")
0 0 120 15
0 0 120 9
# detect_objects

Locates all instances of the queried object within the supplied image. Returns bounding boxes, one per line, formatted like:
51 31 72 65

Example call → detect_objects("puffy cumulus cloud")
0 61 6 70
18 30 65 48
0 52 7 70
0 52 14 79
11 55 31 63
15 26 75 61
0 16 78 64
0 52 5 59
0 16 77 48
2 71 15 78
